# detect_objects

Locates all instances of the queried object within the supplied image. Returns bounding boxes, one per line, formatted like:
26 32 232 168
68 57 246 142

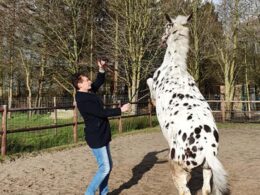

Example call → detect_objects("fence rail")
1 99 260 157
0 100 155 157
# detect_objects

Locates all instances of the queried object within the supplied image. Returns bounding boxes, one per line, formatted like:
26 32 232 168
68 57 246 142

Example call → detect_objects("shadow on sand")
109 148 205 195
109 149 168 195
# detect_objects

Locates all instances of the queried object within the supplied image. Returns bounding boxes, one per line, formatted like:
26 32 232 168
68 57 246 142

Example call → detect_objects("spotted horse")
147 14 229 195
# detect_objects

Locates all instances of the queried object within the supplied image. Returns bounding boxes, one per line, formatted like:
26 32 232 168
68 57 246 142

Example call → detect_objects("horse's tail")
205 153 230 195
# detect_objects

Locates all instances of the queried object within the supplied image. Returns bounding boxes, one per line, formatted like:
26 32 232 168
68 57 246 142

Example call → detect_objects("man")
72 59 130 195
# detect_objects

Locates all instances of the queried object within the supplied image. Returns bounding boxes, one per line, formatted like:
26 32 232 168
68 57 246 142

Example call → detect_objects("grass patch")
3 115 159 155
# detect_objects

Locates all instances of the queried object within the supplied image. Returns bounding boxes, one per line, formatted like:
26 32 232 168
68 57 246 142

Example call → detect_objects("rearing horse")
147 14 229 195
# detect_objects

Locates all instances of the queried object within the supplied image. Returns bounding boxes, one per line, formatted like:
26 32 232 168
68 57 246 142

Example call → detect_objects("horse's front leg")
147 78 156 106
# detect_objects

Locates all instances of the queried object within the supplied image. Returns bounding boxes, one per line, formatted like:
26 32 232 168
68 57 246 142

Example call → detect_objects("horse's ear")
187 13 193 22
165 14 172 23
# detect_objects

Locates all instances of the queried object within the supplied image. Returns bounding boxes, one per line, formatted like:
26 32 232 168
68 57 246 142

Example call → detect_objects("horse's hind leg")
202 168 212 195
170 161 191 195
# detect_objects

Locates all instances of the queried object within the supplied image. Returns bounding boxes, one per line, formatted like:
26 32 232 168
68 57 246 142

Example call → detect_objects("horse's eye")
166 23 174 28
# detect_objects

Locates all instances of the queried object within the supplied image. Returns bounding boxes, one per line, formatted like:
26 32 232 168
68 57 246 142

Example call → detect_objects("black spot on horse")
187 114 193 120
172 93 177 98
195 134 200 139
172 30 178 34
182 154 185 160
178 94 184 99
204 125 211 133
198 147 203 151
212 144 216 147
185 148 192 157
165 123 169 129
192 146 197 152
183 103 189 106
174 111 179 115
182 133 187 142
169 100 173 104
190 152 196 158
194 127 201 134
189 136 195 145
213 130 219 142
186 161 190 165
178 130 182 135
154 70 161 81
171 148 175 159
191 161 197 166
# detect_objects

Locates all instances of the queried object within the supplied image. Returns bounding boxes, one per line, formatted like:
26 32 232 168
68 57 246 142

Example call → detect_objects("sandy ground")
0 125 260 195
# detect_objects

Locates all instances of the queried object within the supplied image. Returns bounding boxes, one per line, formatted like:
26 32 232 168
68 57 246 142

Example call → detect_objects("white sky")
212 0 221 4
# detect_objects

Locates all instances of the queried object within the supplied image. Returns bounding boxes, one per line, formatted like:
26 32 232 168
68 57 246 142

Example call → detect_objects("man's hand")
121 103 131 113
97 59 106 68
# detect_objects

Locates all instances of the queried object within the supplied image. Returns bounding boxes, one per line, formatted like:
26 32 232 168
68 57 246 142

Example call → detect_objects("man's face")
78 76 92 92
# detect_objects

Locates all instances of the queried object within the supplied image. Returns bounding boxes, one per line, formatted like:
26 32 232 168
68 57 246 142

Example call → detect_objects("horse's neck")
161 40 189 75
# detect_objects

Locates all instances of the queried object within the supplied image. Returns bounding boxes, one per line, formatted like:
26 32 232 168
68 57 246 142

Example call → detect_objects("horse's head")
160 14 192 47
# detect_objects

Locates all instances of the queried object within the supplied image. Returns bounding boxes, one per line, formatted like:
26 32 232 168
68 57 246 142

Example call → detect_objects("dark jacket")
76 72 121 148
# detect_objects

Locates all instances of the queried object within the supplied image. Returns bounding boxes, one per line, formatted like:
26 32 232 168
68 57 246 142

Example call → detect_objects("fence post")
103 95 107 105
221 100 226 123
118 100 122 133
220 86 225 122
73 102 78 143
1 105 7 157
148 99 152 127
53 97 57 134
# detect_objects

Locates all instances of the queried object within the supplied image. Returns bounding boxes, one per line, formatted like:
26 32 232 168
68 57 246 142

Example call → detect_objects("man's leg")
85 145 111 195
99 145 113 195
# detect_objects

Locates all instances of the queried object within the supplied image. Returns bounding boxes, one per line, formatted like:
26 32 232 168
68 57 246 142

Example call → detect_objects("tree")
213 0 241 119
31 0 99 97
104 0 163 113
0 0 20 117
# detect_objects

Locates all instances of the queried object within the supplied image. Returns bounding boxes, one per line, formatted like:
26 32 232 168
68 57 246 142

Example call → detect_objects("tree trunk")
8 59 13 119
244 44 251 118
192 0 200 86
35 56 46 111
113 13 119 97
90 18 94 80
0 70 3 98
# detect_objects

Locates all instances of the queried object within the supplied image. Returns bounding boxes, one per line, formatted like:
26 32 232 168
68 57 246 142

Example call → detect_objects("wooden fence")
1 99 260 157
0 100 154 157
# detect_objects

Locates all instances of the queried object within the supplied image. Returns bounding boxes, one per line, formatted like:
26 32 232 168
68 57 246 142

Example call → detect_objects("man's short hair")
71 72 88 90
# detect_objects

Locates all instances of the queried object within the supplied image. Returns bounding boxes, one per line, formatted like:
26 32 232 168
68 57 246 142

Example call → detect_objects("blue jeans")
85 145 113 195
